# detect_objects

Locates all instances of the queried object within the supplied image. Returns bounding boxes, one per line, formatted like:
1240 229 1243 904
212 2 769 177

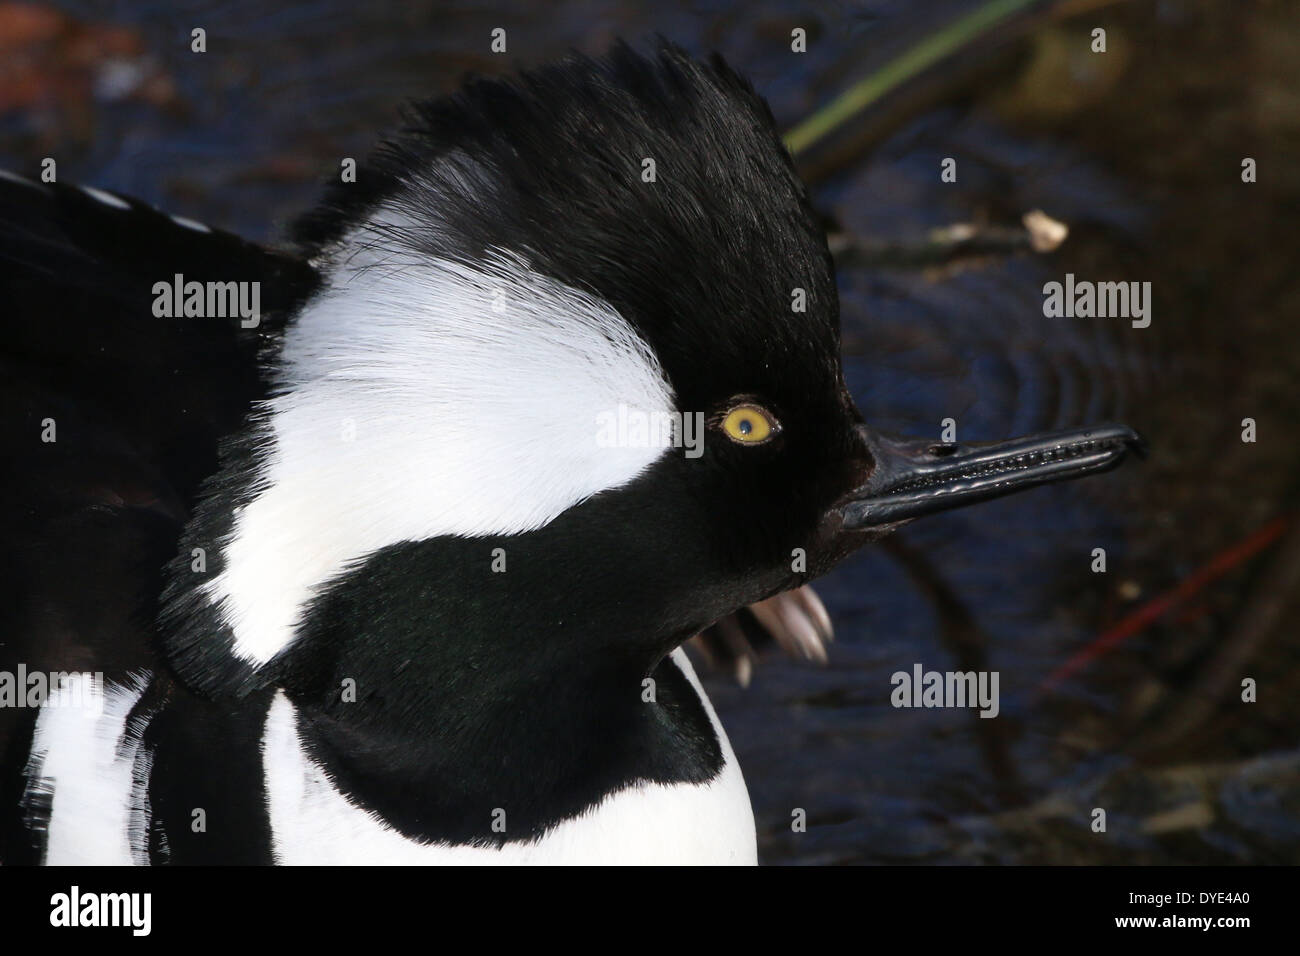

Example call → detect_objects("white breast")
23 674 151 865
262 649 757 865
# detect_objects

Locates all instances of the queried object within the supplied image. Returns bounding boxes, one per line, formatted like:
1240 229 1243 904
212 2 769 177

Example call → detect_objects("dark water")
4 0 1298 863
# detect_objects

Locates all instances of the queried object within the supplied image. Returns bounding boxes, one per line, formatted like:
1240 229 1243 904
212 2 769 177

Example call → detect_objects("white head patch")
204 209 675 665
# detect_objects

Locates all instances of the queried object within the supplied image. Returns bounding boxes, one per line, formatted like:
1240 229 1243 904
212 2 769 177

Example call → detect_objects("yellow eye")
721 404 778 444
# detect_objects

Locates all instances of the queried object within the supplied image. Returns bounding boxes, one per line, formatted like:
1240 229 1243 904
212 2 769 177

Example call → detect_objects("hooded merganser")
0 41 1142 865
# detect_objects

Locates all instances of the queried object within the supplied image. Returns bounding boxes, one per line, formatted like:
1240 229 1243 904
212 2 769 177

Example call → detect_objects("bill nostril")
928 443 959 457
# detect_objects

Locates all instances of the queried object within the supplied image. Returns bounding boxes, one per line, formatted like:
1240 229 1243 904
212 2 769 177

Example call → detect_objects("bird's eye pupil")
739 419 752 434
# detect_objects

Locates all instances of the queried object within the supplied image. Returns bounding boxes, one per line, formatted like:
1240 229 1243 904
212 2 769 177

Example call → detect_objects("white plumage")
209 210 677 666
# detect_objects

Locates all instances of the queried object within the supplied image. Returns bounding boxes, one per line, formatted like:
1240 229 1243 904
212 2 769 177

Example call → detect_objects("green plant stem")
783 0 1042 156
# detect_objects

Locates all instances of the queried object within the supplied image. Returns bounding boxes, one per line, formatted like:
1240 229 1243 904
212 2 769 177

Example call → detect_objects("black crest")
294 40 842 418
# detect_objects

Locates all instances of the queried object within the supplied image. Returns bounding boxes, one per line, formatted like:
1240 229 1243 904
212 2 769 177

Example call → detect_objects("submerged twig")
1131 518 1300 755
881 534 1026 805
1038 515 1292 695
830 209 1068 270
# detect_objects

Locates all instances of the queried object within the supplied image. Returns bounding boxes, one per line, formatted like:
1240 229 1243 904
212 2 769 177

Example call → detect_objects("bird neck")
268 525 730 845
